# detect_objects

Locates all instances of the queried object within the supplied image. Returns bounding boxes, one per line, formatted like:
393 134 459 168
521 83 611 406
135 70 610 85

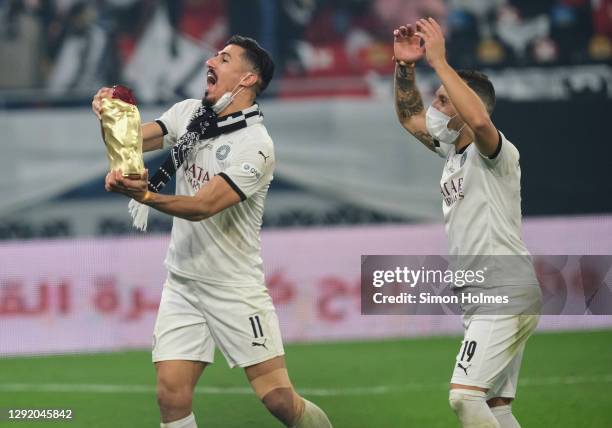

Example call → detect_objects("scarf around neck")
149 102 263 193
128 102 263 231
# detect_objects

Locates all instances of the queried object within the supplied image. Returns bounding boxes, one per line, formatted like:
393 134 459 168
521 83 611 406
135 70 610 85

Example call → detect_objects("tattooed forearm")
394 63 424 121
412 130 436 151
394 64 436 151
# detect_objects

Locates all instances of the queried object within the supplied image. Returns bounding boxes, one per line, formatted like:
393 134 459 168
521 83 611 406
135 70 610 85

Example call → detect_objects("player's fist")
92 87 113 120
393 24 425 64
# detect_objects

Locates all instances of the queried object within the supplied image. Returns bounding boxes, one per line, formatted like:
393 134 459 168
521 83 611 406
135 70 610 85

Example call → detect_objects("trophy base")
123 172 145 179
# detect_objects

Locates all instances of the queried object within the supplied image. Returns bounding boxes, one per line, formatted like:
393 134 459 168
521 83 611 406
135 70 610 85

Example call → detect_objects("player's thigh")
198 284 285 368
153 275 216 363
244 355 287 383
450 314 538 390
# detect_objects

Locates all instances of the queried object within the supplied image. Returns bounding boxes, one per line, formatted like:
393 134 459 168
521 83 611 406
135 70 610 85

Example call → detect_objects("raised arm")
416 18 499 156
92 87 164 153
393 25 437 152
141 122 164 152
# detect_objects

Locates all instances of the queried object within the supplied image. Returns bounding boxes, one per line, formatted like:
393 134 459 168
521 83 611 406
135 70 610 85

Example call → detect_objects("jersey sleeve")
218 138 274 201
478 131 520 174
155 100 193 148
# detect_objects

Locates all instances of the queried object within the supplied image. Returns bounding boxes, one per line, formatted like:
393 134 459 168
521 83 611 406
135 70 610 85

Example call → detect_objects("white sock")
160 412 197 428
491 405 520 428
449 389 501 428
293 399 332 428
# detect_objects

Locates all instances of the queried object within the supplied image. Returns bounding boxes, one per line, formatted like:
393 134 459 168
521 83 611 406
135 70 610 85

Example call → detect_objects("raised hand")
393 24 425 64
92 87 113 120
415 18 447 69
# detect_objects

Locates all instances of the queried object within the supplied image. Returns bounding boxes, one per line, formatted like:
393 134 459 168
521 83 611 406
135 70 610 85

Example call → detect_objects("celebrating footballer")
393 18 542 428
93 35 332 428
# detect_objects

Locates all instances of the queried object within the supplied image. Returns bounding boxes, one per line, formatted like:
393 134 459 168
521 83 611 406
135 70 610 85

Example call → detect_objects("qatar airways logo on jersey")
441 177 464 207
183 160 211 191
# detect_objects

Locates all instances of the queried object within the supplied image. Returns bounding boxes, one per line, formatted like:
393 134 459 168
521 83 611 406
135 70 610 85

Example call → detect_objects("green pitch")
1 329 611 427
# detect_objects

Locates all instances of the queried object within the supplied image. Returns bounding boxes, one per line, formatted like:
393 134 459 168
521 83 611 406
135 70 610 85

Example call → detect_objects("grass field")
1 329 611 427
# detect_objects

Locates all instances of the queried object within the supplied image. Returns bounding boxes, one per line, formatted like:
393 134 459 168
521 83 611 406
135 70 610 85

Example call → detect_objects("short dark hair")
457 70 496 114
225 35 275 95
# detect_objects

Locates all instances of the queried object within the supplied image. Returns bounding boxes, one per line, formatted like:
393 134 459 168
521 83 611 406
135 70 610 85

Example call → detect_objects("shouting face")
204 44 256 105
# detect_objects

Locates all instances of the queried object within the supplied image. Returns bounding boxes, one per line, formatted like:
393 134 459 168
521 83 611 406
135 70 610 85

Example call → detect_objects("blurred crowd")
447 0 612 68
0 0 610 97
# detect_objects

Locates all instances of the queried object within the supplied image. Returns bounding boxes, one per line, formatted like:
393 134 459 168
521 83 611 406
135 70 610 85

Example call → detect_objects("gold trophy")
100 85 144 178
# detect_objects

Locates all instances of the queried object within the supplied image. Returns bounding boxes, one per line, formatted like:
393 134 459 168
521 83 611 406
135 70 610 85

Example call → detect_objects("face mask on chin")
425 105 465 145
206 74 251 114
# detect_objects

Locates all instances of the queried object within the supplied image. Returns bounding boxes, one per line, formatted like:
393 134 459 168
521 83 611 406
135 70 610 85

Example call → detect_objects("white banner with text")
1 215 612 356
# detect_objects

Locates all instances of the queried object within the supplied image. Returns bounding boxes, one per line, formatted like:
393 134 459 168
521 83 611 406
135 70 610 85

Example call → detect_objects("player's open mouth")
207 70 217 87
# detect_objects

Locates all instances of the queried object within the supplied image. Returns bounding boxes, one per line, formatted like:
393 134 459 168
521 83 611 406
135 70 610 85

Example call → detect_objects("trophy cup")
100 85 144 178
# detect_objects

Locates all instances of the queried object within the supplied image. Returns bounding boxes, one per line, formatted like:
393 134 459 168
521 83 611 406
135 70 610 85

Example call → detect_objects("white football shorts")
152 271 285 368
450 314 540 399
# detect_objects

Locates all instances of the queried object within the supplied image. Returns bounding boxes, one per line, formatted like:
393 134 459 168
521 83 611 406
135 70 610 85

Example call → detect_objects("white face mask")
426 106 464 145
211 74 251 114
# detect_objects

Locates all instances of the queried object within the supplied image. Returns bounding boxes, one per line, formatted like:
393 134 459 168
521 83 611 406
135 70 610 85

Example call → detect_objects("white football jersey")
435 132 538 286
156 100 274 288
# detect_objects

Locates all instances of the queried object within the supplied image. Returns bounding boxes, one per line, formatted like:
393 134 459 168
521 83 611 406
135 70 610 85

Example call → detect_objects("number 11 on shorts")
249 315 264 338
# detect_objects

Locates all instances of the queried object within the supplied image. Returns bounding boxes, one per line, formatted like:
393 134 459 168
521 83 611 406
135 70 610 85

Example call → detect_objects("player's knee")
449 389 500 428
250 367 301 426
487 397 513 408
261 387 300 427
156 378 193 412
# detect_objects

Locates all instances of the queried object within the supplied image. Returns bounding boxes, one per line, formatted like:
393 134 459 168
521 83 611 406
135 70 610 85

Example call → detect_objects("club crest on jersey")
216 144 231 160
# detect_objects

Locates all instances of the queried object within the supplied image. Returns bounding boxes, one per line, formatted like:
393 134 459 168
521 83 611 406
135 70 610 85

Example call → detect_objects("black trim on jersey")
155 120 168 136
456 143 471 155
218 172 247 201
488 131 503 159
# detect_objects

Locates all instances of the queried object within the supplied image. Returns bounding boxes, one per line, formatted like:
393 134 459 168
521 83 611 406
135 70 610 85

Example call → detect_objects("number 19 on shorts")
459 340 477 362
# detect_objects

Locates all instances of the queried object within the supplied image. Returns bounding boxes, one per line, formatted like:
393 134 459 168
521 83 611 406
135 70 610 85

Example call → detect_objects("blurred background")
0 0 611 237
0 1 611 426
